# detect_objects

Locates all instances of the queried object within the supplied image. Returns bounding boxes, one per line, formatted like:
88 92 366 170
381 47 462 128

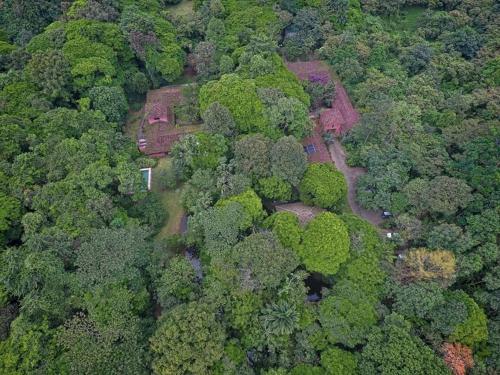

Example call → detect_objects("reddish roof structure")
320 108 343 134
286 60 360 135
138 85 201 157
145 86 183 125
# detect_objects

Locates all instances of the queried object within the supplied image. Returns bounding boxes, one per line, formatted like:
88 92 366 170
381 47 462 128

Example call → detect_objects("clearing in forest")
152 158 185 239
287 60 383 228
137 85 201 157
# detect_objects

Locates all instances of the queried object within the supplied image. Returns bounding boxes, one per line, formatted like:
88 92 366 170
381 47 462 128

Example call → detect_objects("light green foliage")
120 6 184 82
290 364 324 375
321 347 358 375
299 163 347 209
216 189 265 228
255 55 310 106
265 212 302 254
0 81 48 119
300 212 350 275
0 317 61 374
150 302 226 375
199 74 268 133
223 5 279 51
336 214 386 298
448 291 488 347
256 176 293 202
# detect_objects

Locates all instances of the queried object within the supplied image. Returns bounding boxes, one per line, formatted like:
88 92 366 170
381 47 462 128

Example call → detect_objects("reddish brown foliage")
442 342 474 375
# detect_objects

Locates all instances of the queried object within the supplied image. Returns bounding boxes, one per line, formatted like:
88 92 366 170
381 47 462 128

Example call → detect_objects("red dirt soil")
328 139 384 228
288 60 384 229
139 85 199 157
302 121 331 163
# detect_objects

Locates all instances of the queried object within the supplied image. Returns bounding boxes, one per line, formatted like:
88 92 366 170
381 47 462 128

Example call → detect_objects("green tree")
26 49 72 101
300 212 349 275
321 347 358 375
265 212 302 254
448 291 488 348
156 255 199 310
199 74 268 133
256 176 293 202
171 133 228 179
216 189 265 228
226 232 299 292
319 280 378 348
261 301 299 337
270 136 307 186
234 134 272 180
202 102 237 137
263 96 313 139
299 163 347 209
88 86 128 124
75 227 150 290
150 302 226 375
360 314 450 375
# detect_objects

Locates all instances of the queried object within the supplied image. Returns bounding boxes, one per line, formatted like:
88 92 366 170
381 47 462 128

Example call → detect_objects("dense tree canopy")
0 0 497 374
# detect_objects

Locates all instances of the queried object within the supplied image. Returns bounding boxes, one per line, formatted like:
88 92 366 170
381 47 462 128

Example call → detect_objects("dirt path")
328 139 385 228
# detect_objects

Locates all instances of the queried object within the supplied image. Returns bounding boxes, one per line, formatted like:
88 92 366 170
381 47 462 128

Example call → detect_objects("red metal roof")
320 108 344 134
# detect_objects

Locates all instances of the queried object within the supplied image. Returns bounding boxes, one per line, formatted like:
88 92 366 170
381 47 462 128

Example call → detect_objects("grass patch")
167 0 194 16
382 6 426 33
152 158 185 240
124 107 143 141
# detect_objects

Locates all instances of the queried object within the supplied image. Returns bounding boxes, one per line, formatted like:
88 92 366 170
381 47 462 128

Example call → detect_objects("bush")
300 212 350 275
299 163 347 209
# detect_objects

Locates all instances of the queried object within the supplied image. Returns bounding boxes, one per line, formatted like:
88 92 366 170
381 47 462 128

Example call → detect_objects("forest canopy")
0 0 498 374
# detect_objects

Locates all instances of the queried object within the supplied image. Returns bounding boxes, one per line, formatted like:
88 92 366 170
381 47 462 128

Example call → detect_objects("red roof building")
320 108 344 135
286 60 360 135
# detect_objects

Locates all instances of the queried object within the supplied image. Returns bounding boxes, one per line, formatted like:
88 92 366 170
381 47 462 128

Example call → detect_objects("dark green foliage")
156 256 199 309
360 314 451 375
202 102 237 137
0 1 497 373
0 0 62 44
319 280 378 348
75 227 150 290
270 136 308 187
25 49 72 101
234 134 272 180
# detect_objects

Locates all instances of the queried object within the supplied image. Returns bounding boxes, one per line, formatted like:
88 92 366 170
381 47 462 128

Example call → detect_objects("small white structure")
140 168 152 191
